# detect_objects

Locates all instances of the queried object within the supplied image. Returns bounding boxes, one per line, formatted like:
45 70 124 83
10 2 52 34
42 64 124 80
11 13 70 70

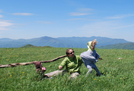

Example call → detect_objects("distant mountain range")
98 42 134 50
0 36 133 49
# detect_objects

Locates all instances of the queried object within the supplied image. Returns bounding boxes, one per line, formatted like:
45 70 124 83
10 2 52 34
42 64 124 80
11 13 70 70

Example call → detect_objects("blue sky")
0 0 134 42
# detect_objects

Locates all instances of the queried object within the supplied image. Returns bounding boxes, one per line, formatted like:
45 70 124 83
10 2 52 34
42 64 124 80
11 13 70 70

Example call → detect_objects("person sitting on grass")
34 62 46 74
59 48 83 79
80 39 101 77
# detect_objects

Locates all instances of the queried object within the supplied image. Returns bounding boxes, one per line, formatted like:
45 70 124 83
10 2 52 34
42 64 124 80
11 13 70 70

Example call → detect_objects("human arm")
95 52 100 60
59 57 67 70
80 51 97 63
95 51 102 60
98 58 103 60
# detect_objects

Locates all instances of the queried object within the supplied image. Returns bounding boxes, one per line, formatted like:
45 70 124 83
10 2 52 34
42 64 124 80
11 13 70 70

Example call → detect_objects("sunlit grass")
0 47 134 91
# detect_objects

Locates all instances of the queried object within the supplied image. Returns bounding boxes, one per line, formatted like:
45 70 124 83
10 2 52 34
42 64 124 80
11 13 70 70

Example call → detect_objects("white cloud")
69 8 93 16
78 8 93 11
78 21 120 36
80 21 113 32
0 15 3 18
69 12 90 16
106 14 134 19
0 10 3 17
38 21 53 24
0 20 13 30
112 24 134 29
82 21 134 31
67 18 86 21
78 20 134 39
12 13 33 16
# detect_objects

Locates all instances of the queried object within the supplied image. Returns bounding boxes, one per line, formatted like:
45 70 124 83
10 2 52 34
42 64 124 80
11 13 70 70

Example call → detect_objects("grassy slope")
0 47 134 91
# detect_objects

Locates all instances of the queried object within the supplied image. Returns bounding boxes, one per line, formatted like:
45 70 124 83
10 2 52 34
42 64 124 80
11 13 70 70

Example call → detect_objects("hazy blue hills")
0 36 131 49
0 38 14 41
98 42 134 50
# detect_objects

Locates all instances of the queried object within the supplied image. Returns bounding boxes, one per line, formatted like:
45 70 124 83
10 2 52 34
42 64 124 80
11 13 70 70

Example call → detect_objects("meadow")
0 47 134 91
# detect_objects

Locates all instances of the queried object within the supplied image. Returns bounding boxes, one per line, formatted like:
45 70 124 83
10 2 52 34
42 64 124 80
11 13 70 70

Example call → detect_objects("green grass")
0 47 134 91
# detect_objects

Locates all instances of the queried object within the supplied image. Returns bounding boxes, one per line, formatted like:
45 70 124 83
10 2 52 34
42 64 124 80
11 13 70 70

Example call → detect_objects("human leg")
81 56 101 76
69 72 80 79
44 70 64 77
81 58 93 76
92 64 101 76
86 65 93 77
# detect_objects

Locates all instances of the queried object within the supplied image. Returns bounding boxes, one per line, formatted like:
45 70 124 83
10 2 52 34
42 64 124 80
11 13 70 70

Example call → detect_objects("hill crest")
0 36 131 49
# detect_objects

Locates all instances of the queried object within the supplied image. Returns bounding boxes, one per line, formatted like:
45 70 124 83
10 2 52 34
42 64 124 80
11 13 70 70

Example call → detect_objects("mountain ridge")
98 42 134 50
0 36 131 48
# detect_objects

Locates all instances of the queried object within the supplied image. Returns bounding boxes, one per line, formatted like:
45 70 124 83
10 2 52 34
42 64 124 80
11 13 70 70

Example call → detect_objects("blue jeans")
81 58 101 76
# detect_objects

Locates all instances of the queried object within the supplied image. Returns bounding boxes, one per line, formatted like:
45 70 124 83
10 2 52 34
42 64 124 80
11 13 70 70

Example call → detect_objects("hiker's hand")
42 67 46 71
98 58 103 60
59 66 62 70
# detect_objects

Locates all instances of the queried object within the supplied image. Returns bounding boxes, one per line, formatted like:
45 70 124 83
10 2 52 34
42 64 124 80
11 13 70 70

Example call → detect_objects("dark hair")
66 48 74 55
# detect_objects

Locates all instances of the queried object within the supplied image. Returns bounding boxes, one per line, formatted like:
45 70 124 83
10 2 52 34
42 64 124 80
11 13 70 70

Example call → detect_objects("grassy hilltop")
0 47 134 91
